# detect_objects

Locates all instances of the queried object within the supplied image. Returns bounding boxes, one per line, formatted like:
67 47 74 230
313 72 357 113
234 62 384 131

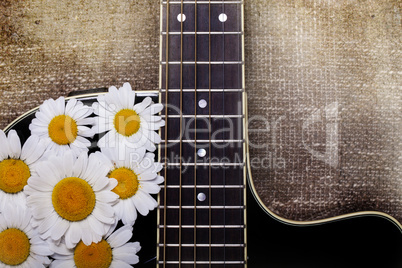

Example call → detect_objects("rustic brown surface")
1 0 401 223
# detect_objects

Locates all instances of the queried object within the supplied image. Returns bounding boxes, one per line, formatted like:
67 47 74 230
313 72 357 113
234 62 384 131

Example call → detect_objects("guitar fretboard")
158 0 245 267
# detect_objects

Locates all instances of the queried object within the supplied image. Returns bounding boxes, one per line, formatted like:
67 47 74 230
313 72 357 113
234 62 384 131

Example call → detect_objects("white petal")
80 221 94 246
54 96 66 115
36 160 62 185
78 125 95 137
97 131 116 148
92 176 111 192
65 222 82 248
83 159 109 185
0 131 9 160
40 99 58 119
27 176 54 192
50 259 75 268
7 130 22 159
113 201 125 221
71 105 93 121
92 203 115 224
138 190 158 210
31 203 53 219
106 86 123 108
72 136 91 151
132 191 155 216
107 225 133 248
118 83 131 109
20 135 39 162
112 242 139 255
148 130 162 144
51 218 69 241
96 191 119 203
124 147 146 168
37 213 58 234
61 151 73 178
30 243 53 256
65 98 77 115
122 199 137 225
139 182 161 194
138 172 157 181
133 97 152 114
113 248 139 265
87 215 106 236
111 260 134 268
139 103 163 116
153 175 165 185
78 117 96 126
72 151 88 178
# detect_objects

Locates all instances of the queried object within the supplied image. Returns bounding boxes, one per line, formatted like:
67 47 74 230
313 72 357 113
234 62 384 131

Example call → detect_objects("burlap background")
1 0 401 223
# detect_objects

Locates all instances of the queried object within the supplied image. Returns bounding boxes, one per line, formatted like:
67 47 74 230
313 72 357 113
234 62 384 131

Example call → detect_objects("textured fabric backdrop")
1 0 401 223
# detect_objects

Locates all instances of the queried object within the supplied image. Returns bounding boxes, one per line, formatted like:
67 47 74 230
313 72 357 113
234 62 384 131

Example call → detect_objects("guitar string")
163 0 170 266
208 0 212 266
179 0 184 266
193 0 198 266
237 1 243 260
221 0 227 266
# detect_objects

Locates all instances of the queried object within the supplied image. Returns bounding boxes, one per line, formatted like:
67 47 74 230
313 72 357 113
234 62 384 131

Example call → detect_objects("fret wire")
193 1 198 266
161 139 244 142
208 1 212 266
160 205 244 209
162 1 170 266
159 243 245 247
161 114 244 118
161 261 245 265
178 1 184 267
164 162 245 166
161 31 242 35
160 88 244 92
162 1 243 3
159 224 245 228
161 61 243 64
161 185 245 189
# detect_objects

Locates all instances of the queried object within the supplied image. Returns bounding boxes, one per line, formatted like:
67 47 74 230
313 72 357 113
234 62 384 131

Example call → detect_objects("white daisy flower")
24 150 119 249
50 224 140 268
92 82 165 152
0 204 53 267
29 96 95 157
96 146 164 226
0 129 46 212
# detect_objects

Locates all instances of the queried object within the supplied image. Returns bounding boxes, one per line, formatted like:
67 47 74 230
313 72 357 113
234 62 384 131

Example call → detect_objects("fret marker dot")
197 149 206 158
197 192 206 202
219 13 228 22
177 13 186 22
198 99 207 109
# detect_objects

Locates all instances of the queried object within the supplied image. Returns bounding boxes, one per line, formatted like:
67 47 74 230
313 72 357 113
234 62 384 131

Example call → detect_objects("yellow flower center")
0 228 30 266
48 115 78 145
74 240 112 268
52 177 96 222
0 159 30 194
114 109 141 137
108 167 139 199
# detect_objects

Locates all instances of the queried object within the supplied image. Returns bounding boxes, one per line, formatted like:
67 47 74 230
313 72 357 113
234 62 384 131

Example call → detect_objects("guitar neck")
158 0 246 266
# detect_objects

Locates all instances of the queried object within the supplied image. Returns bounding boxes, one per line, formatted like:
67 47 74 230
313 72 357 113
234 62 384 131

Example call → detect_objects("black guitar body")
246 184 402 268
131 181 402 268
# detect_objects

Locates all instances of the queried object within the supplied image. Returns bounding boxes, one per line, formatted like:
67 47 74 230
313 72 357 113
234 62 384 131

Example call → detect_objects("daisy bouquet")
0 83 164 267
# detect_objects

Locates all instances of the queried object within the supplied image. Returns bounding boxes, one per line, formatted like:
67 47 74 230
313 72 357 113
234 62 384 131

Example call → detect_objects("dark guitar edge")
243 91 402 232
